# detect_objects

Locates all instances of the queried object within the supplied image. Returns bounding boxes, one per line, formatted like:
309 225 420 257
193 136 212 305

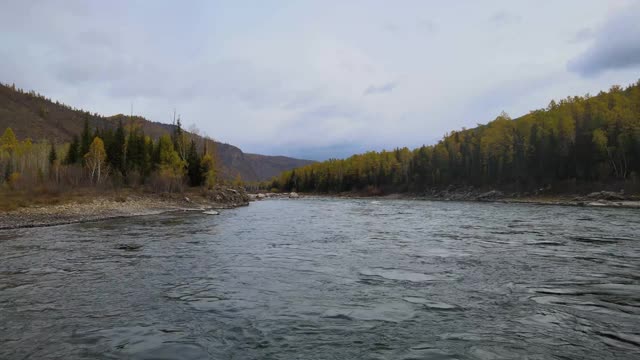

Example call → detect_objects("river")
1 198 639 359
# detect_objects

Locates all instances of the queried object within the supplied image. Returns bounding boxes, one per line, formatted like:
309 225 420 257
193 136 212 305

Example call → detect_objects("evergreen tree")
107 120 126 175
186 140 202 186
48 142 57 165
80 117 92 157
65 135 80 164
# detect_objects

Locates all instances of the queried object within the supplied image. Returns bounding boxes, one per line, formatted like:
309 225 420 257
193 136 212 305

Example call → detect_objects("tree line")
271 81 640 194
1 118 218 192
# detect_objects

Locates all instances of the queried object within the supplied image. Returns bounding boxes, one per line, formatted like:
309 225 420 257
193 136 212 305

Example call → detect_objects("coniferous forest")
271 81 640 194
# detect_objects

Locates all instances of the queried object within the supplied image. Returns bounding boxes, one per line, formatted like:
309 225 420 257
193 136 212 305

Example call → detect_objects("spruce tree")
108 120 126 175
48 142 57 165
186 140 202 186
65 135 80 164
80 118 91 158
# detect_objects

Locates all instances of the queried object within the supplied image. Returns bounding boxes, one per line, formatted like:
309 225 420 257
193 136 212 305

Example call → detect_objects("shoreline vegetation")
0 88 249 230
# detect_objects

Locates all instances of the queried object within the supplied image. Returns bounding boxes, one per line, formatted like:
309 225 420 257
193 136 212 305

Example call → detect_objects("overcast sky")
2 1 640 160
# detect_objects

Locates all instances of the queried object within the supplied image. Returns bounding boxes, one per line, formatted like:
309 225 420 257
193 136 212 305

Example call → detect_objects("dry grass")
0 187 139 212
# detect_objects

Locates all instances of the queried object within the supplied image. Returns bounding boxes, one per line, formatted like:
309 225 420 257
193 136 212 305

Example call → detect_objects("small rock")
203 210 220 215
289 192 299 198
116 244 142 251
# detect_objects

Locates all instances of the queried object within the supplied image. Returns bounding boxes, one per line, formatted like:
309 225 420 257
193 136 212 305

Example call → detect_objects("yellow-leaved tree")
200 152 217 189
85 137 106 184
158 134 186 192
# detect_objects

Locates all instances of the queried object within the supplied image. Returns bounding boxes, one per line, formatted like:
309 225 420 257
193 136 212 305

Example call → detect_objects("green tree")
200 153 217 189
106 120 126 176
80 117 92 159
186 140 202 186
0 127 18 155
65 135 80 164
157 134 186 192
48 142 57 165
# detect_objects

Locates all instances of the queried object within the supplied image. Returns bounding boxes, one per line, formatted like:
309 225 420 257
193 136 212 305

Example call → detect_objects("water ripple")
0 199 639 359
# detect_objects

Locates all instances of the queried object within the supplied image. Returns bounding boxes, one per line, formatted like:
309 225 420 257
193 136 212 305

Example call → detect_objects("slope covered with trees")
272 81 640 194
0 118 218 194
0 83 313 182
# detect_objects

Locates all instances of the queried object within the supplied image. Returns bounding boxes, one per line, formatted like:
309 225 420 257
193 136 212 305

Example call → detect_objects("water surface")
1 199 639 359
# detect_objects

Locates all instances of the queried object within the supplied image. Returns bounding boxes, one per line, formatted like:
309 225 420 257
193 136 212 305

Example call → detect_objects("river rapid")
1 198 639 359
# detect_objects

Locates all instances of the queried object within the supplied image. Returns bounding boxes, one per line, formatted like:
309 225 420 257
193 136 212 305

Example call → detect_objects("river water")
1 198 639 359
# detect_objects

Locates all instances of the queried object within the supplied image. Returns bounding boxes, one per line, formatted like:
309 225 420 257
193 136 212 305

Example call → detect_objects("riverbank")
255 189 640 209
0 186 249 230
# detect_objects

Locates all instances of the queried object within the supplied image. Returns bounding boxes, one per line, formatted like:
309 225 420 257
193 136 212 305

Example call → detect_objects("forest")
0 118 220 195
271 81 640 194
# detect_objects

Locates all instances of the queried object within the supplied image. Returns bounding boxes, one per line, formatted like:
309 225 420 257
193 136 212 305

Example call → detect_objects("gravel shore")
0 188 249 230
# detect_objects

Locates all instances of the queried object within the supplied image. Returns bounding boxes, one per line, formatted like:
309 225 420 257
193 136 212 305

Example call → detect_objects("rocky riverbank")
288 187 640 209
0 186 249 230
248 191 300 201
407 187 640 208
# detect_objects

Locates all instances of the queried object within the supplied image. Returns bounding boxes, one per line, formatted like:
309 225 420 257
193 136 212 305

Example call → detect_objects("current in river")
1 198 639 359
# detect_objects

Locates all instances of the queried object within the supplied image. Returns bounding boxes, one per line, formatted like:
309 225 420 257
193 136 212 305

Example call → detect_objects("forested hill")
0 83 313 181
272 81 640 194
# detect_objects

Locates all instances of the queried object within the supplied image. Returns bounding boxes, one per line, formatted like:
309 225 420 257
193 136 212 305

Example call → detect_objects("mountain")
0 83 313 181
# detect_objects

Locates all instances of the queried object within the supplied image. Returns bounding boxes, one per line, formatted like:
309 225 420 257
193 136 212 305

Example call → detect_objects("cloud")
417 19 437 33
568 3 640 76
1 1 635 160
488 11 521 25
568 27 594 44
363 82 397 95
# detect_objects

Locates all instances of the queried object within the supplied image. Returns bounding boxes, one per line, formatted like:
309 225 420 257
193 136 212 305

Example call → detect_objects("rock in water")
203 210 220 215
116 244 142 251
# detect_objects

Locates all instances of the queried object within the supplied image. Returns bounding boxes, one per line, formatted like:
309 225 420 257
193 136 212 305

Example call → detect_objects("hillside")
0 83 313 181
273 81 640 194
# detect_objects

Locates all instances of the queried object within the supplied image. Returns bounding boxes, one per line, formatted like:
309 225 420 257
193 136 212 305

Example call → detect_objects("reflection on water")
1 199 639 359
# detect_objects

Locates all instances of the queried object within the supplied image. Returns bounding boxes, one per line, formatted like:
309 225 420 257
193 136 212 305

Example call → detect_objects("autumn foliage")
0 117 219 193
272 81 640 194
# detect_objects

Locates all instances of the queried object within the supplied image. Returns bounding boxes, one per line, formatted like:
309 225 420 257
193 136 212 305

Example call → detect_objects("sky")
1 0 640 160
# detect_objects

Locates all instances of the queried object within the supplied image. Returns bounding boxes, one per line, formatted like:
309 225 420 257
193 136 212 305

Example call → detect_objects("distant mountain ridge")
0 83 314 181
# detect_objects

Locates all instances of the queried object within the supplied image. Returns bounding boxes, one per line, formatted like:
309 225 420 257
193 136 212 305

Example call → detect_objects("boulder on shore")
586 191 626 201
476 190 504 201
289 192 299 198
